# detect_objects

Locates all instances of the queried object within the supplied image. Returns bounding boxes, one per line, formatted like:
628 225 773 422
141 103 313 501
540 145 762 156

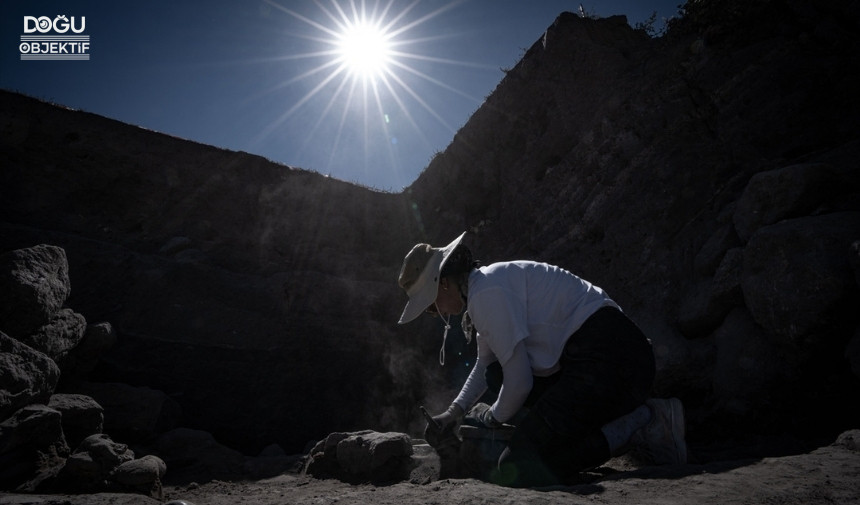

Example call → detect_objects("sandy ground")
2 431 859 505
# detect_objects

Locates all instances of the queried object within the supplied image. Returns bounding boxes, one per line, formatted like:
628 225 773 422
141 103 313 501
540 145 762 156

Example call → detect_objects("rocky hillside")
407 0 860 449
0 89 430 456
2 0 859 474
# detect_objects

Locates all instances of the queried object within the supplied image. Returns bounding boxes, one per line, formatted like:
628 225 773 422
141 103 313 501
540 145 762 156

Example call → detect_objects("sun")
336 20 392 79
255 0 480 186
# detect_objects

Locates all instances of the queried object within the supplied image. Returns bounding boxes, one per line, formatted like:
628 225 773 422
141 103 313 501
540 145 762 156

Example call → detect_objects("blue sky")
1 1 682 191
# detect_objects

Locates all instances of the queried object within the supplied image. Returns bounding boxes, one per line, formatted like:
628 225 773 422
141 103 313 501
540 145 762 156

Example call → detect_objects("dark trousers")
489 306 655 487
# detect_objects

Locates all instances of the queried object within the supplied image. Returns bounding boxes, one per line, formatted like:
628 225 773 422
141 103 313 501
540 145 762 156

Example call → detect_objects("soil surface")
3 433 858 505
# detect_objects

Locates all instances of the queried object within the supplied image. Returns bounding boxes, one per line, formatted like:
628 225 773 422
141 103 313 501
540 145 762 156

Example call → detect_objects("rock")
48 393 104 449
305 430 415 483
75 381 180 443
0 245 70 338
77 433 135 468
834 430 860 452
678 248 745 337
733 163 858 242
0 404 69 491
304 432 350 478
112 454 167 499
677 280 722 338
18 308 87 362
710 308 795 415
0 404 65 451
58 321 117 377
60 451 108 490
155 428 245 483
336 431 413 476
0 331 61 421
711 248 745 306
113 454 167 485
741 212 860 345
58 433 135 492
694 224 741 276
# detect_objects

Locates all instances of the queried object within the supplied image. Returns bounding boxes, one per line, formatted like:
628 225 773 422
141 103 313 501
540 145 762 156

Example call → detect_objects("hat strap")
437 304 451 366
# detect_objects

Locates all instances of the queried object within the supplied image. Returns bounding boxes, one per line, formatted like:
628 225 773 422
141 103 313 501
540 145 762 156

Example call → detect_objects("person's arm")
466 340 533 428
428 337 492 437
490 340 532 423
463 286 532 427
453 336 493 411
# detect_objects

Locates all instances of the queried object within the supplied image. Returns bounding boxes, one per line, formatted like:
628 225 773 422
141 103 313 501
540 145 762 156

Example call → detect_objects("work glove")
429 403 464 432
423 404 464 447
463 402 503 429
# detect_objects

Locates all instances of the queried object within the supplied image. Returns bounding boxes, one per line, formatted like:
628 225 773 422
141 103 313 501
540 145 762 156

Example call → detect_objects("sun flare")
336 21 392 79
257 0 480 187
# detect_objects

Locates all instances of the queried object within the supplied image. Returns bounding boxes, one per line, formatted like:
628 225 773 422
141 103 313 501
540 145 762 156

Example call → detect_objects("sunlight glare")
337 21 392 79
255 0 485 189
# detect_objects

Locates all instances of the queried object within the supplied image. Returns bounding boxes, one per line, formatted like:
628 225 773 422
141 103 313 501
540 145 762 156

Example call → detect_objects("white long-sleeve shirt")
453 261 618 422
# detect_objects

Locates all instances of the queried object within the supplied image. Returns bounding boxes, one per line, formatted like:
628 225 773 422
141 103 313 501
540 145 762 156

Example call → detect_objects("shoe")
633 398 687 465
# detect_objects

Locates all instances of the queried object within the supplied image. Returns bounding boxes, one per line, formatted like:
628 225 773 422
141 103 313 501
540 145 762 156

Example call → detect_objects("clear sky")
1 1 682 191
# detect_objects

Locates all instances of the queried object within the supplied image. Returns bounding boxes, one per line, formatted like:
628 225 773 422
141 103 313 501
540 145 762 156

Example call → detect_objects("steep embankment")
408 0 860 451
0 92 435 454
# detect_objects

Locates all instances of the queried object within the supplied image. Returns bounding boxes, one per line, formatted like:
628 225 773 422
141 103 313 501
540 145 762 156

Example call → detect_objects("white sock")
601 404 652 456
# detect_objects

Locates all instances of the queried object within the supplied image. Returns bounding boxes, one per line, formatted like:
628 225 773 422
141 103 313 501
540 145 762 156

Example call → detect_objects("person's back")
468 260 619 375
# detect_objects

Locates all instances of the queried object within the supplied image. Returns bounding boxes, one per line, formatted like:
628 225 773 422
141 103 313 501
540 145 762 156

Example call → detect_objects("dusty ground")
2 431 858 505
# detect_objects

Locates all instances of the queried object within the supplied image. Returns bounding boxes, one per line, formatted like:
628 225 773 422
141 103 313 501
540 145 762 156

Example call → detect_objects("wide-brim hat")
397 231 467 324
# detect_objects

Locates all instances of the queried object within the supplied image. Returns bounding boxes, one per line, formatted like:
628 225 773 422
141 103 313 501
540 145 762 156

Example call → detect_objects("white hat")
397 232 467 324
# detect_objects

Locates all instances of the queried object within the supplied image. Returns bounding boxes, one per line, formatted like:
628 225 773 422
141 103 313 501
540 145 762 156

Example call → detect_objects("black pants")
488 306 655 487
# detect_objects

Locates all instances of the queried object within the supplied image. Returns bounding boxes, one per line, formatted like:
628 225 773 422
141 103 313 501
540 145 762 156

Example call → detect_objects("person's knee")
494 412 612 487
492 413 560 487
494 444 560 488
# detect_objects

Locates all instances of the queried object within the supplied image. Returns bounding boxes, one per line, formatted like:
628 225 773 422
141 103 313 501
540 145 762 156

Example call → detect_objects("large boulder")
112 454 167 499
742 212 860 345
710 308 796 416
57 433 134 492
733 163 859 242
0 331 60 421
0 245 70 338
17 308 87 362
47 393 104 450
0 404 69 491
